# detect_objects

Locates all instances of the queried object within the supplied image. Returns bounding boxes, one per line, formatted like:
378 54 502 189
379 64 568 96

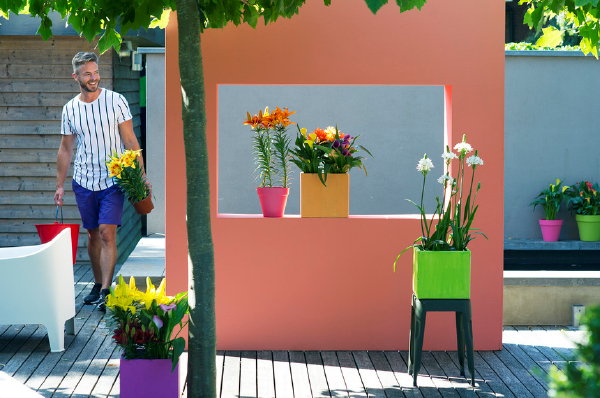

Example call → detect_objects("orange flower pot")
300 173 349 217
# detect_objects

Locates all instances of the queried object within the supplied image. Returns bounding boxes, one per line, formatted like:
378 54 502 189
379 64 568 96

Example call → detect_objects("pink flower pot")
120 358 179 398
256 187 289 217
539 219 563 242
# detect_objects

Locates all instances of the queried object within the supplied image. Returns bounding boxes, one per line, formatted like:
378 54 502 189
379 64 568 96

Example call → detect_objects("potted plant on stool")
394 134 485 387
566 181 600 241
530 179 568 242
243 107 294 217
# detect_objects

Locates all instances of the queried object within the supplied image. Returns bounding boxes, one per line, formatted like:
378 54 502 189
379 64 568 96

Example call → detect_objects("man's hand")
54 186 65 206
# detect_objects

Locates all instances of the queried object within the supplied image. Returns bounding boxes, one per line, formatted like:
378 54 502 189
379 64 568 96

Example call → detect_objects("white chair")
0 228 76 352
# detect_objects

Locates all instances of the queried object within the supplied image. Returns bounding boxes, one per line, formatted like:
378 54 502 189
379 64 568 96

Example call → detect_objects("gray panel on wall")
505 55 600 240
218 85 445 215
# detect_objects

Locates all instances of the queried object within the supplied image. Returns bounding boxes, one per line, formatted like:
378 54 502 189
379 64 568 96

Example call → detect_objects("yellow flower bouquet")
106 149 153 214
106 275 189 370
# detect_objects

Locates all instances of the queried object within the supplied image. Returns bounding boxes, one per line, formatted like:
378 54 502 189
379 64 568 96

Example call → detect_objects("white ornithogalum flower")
441 151 458 161
467 155 484 167
416 155 434 174
437 175 455 185
454 141 473 155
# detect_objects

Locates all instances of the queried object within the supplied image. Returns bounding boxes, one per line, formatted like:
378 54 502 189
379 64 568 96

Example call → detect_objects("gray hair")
72 52 99 74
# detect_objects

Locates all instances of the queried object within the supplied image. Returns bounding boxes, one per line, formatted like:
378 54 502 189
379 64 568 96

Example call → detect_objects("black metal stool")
408 293 475 386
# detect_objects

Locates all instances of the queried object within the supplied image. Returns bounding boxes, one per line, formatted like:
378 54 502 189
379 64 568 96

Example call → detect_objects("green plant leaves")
521 0 600 58
535 26 564 47
396 0 426 12
170 337 186 371
365 0 388 14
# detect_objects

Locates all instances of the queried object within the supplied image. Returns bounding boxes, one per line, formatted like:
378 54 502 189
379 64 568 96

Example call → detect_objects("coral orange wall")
165 1 504 350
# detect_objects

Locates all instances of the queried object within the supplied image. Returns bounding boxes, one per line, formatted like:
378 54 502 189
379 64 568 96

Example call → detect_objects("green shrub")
548 305 600 397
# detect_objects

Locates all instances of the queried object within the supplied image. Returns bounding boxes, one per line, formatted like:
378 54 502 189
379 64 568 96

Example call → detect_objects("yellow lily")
107 160 123 179
139 278 173 309
106 275 138 313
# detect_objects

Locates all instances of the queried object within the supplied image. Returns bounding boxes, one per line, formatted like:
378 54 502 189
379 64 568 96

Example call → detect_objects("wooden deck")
0 263 584 397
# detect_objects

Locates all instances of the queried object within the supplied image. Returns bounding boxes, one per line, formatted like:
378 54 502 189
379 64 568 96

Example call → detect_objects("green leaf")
524 5 544 29
364 0 388 14
170 337 186 372
36 15 52 40
580 36 599 58
575 0 596 6
98 28 122 55
535 26 564 47
396 0 427 12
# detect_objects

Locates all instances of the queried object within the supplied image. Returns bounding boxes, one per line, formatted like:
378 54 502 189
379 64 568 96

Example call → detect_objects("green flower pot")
575 215 600 242
413 248 471 299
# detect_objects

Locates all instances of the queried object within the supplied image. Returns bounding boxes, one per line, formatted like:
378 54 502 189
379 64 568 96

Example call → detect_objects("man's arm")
118 119 145 170
54 135 75 206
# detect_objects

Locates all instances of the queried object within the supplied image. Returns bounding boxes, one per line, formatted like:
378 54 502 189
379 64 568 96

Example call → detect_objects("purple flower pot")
120 358 179 398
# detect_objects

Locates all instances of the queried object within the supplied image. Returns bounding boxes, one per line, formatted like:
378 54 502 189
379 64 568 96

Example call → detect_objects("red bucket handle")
55 205 64 224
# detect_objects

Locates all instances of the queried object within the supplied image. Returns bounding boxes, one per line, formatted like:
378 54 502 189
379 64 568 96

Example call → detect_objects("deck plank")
430 352 476 398
289 351 312 398
272 351 294 398
352 351 387 398
91 343 120 397
492 344 547 396
443 351 495 398
384 351 424 397
399 351 442 397
421 352 460 397
216 350 225 397
336 351 367 397
321 351 349 398
256 351 275 398
305 351 331 398
472 352 516 398
367 351 404 398
239 351 257 398
221 351 241 398
512 327 568 371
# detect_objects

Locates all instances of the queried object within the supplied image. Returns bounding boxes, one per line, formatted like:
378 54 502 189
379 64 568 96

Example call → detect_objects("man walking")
54 52 143 311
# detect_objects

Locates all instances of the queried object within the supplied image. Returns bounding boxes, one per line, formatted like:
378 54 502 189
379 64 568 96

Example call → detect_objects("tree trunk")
174 0 216 397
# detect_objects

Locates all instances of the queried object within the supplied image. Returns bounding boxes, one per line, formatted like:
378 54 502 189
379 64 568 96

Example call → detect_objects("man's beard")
79 80 99 93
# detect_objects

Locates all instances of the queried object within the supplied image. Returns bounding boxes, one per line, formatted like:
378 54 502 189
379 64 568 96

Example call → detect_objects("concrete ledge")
504 270 600 286
505 239 600 250
504 270 600 325
117 236 165 290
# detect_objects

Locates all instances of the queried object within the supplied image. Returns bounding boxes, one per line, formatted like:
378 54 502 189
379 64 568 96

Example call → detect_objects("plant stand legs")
408 294 475 387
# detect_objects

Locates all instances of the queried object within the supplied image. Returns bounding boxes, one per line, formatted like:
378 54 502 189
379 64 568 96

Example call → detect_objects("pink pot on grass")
539 219 563 242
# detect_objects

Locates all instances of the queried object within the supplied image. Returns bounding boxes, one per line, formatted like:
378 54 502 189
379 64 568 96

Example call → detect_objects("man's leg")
97 224 118 290
83 228 103 304
87 228 102 284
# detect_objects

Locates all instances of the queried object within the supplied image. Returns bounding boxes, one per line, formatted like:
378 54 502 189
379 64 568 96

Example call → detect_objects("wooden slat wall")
0 36 141 263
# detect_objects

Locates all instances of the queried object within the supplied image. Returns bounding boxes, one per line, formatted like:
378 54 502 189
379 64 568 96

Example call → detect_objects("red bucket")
35 207 80 265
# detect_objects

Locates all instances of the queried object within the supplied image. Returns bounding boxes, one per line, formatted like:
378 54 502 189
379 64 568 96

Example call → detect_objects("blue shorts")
72 181 125 230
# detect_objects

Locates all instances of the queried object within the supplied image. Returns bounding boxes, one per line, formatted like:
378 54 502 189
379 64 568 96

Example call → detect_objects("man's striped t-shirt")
61 88 133 191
